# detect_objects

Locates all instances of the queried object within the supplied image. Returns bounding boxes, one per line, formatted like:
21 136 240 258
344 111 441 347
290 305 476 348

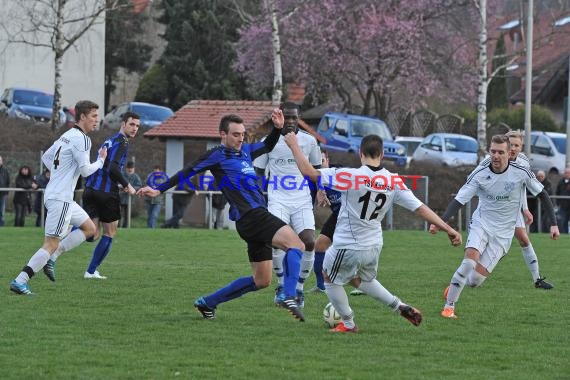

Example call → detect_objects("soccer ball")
323 302 342 328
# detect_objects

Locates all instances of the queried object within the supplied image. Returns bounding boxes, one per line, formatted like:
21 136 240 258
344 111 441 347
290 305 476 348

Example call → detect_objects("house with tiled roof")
143 100 278 221
491 11 570 124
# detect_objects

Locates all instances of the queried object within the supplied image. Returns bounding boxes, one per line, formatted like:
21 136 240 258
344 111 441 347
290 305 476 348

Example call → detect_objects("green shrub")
487 105 559 132
135 64 169 106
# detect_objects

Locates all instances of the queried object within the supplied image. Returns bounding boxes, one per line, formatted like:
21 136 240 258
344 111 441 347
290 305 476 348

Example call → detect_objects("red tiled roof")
144 100 278 139
287 83 306 104
131 0 151 13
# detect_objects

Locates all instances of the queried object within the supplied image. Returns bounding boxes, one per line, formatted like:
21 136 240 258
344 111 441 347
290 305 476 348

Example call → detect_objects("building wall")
0 0 105 112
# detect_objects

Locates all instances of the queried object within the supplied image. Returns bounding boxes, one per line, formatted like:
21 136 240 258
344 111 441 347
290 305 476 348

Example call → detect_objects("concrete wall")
0 0 105 112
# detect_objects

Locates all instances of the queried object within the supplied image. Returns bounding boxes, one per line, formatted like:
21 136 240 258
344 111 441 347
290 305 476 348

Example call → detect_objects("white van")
529 131 567 175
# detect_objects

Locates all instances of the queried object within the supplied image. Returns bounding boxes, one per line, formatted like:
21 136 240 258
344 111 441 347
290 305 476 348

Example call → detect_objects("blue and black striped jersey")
162 127 281 221
85 132 129 193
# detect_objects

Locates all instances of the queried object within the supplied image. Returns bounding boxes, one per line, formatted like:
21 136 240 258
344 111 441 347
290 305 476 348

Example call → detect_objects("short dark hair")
491 134 510 150
219 114 244 133
280 101 300 112
360 134 383 158
126 161 135 168
75 100 99 120
122 111 140 123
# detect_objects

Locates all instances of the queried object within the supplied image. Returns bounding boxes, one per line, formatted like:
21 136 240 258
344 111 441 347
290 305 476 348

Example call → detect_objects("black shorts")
82 188 121 223
236 208 287 262
320 212 338 241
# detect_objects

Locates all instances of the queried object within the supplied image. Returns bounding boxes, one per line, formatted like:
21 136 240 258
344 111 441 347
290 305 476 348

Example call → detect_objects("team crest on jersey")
275 158 295 166
504 182 515 192
241 161 255 175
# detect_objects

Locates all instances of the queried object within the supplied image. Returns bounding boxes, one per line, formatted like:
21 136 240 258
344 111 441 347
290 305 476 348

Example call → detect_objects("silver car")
101 102 173 130
412 133 478 167
529 131 567 175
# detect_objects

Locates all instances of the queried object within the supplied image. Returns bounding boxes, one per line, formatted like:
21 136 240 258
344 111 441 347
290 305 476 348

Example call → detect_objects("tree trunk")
268 0 282 104
476 0 488 160
50 0 66 131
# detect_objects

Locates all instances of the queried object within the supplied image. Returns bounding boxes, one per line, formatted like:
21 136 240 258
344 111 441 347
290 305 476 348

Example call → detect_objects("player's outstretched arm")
137 186 160 198
125 184 136 194
415 204 462 246
283 132 320 182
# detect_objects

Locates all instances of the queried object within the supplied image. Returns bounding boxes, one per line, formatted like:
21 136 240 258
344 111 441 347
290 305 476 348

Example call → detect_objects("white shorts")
44 199 90 238
466 223 513 273
268 201 315 234
323 246 381 285
515 211 525 229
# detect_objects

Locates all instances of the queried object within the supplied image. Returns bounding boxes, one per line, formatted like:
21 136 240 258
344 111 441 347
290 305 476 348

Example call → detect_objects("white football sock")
446 258 476 308
521 244 540 282
466 270 487 287
358 279 402 312
51 228 86 261
272 249 285 286
324 282 355 328
15 248 50 283
297 250 314 291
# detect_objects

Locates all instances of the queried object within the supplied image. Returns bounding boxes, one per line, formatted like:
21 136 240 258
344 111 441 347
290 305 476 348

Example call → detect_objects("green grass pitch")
1 228 568 379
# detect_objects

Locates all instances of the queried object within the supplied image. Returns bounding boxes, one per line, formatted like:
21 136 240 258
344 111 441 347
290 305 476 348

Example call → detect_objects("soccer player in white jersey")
253 102 321 308
431 135 559 319
10 100 107 295
474 131 553 289
284 132 462 332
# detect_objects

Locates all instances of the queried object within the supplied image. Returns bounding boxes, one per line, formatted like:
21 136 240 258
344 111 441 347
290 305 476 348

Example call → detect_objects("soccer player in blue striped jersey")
137 111 307 321
44 112 140 281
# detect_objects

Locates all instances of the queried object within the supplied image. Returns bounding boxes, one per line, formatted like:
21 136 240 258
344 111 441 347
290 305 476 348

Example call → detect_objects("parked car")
411 133 478 167
101 102 174 130
0 87 65 125
529 131 567 175
316 112 407 167
395 136 424 168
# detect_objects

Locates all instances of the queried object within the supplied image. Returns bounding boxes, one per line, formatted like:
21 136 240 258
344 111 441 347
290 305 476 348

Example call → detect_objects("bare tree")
1 0 132 130
267 0 283 104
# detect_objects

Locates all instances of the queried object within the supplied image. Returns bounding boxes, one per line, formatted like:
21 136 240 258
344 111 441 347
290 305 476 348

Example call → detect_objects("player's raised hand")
271 108 284 129
137 186 160 198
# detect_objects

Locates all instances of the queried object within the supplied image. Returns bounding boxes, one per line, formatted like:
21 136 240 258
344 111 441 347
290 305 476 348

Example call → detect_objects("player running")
10 100 107 295
432 135 559 319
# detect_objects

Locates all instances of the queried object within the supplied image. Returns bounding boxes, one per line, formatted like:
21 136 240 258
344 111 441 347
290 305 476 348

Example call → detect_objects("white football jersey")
319 166 423 249
478 153 532 210
253 131 321 206
42 128 94 202
456 161 543 237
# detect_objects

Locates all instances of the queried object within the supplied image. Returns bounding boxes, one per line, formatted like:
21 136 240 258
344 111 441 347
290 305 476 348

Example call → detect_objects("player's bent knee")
303 241 315 252
254 278 271 289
